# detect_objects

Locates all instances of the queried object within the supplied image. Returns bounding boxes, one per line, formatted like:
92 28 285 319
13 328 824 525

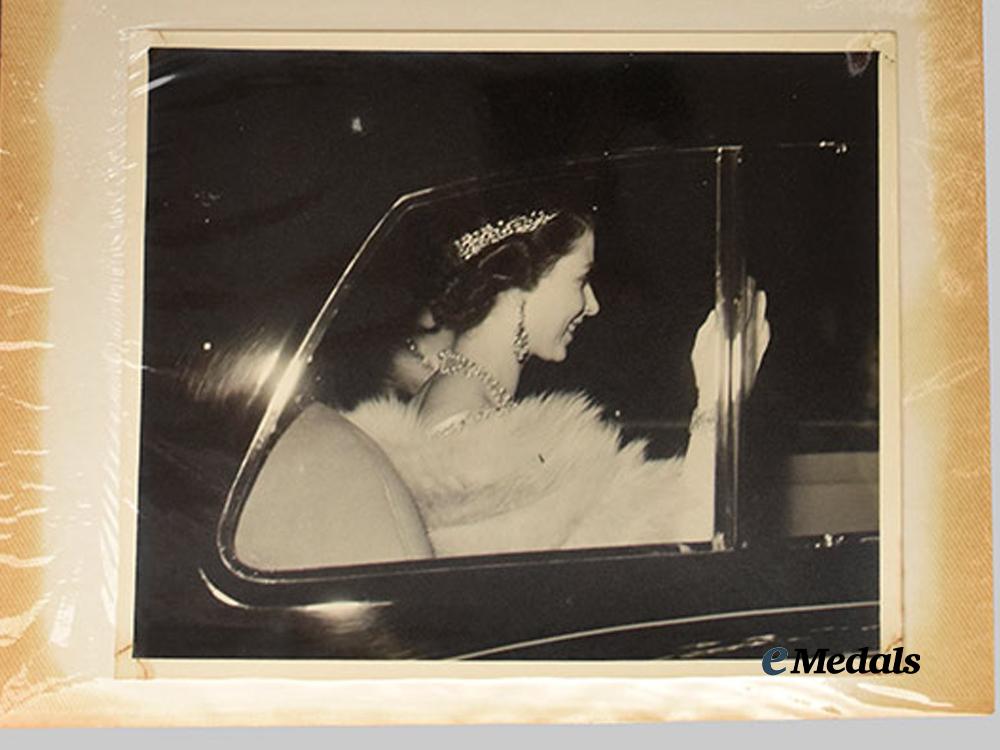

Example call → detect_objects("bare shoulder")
417 374 492 428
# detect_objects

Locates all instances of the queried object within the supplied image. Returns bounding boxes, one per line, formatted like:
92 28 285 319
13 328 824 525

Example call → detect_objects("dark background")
137 50 878 649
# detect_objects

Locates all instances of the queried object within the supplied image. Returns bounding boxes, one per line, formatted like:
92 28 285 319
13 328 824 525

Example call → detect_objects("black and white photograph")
131 43 883 661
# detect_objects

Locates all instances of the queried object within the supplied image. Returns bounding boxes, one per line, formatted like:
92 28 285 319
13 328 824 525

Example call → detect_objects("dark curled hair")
430 210 594 333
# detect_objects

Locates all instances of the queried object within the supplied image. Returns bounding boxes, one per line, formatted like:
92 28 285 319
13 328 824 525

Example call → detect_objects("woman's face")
523 229 600 362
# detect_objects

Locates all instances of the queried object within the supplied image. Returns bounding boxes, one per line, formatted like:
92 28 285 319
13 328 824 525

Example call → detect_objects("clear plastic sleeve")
0 0 991 727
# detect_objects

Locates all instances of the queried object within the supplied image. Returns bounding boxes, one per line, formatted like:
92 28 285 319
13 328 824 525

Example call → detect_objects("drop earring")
513 300 530 364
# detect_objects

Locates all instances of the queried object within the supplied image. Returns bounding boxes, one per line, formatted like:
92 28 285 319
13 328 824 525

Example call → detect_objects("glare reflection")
184 336 298 409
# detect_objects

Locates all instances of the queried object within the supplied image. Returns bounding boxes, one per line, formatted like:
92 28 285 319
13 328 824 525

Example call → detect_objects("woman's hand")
690 277 771 413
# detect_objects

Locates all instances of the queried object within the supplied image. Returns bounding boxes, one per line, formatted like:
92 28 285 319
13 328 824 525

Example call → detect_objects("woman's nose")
584 283 600 317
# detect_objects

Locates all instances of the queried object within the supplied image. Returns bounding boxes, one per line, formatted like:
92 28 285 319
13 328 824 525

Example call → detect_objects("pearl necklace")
436 349 513 410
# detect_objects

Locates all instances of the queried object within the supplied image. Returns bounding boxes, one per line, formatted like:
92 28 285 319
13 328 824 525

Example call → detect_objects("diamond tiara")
453 209 559 262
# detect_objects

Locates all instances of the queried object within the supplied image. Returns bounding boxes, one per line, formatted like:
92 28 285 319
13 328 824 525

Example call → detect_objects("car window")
737 143 879 545
218 149 736 572
216 143 879 575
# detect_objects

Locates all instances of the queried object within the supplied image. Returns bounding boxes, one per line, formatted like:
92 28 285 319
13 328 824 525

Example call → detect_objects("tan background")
0 0 991 725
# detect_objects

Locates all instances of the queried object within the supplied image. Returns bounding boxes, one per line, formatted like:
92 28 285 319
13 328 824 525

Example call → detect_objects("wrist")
689 404 718 433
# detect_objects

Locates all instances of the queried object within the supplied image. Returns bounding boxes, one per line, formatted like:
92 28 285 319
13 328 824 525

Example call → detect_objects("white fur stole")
344 392 711 557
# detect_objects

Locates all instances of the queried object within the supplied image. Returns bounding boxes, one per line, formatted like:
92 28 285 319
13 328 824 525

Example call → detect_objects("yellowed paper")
0 0 990 725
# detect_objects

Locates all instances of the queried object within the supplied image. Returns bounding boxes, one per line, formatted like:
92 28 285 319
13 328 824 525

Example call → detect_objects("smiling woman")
126 45 887 663
416 208 600 425
232 195 770 565
336 203 768 558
